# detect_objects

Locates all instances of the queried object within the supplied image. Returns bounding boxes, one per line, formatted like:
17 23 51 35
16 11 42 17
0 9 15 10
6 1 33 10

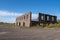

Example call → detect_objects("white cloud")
0 10 23 16
0 10 23 23
0 10 38 23
32 14 38 19
0 17 16 23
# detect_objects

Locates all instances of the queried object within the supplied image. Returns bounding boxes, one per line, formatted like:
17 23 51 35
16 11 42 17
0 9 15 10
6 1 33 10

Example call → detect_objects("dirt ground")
0 28 60 40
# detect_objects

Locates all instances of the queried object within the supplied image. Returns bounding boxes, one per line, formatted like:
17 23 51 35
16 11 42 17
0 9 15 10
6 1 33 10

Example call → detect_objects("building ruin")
16 12 57 27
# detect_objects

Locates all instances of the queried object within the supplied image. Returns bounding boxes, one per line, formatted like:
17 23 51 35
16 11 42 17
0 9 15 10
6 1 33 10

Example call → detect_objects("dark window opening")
19 22 21 26
24 15 28 21
23 22 25 26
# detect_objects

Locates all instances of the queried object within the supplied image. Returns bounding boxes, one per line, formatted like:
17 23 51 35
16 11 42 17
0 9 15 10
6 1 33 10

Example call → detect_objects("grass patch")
0 20 60 29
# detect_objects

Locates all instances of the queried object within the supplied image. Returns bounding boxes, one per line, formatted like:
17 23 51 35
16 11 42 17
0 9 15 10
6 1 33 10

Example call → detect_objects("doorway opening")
23 22 25 26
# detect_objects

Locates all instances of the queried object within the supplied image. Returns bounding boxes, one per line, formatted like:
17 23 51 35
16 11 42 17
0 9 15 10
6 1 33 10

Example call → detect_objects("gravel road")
0 28 60 40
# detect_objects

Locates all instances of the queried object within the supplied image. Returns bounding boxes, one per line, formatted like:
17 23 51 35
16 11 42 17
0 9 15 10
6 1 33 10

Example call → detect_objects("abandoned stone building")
16 12 57 27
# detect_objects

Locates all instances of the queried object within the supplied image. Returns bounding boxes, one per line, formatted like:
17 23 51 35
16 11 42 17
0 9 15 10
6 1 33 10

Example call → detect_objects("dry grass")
0 23 20 30
0 20 60 29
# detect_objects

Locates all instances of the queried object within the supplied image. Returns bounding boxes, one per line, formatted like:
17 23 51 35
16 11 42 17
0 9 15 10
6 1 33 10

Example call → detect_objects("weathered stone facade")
16 12 57 27
16 12 32 27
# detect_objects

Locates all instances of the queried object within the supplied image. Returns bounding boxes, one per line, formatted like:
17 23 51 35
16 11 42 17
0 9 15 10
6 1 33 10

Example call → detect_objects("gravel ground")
0 28 60 40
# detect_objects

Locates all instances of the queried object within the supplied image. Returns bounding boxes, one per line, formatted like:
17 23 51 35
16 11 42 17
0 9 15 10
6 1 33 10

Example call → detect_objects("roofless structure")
16 12 57 27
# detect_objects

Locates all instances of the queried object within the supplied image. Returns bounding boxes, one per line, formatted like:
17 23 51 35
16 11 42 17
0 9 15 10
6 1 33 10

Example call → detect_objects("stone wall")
16 12 57 27
16 12 32 27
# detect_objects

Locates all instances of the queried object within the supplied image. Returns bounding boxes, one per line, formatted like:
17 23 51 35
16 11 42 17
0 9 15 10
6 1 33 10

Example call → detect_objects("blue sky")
0 0 60 23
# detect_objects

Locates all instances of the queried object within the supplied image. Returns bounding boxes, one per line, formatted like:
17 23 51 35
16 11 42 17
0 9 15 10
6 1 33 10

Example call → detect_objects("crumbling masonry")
16 12 57 27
